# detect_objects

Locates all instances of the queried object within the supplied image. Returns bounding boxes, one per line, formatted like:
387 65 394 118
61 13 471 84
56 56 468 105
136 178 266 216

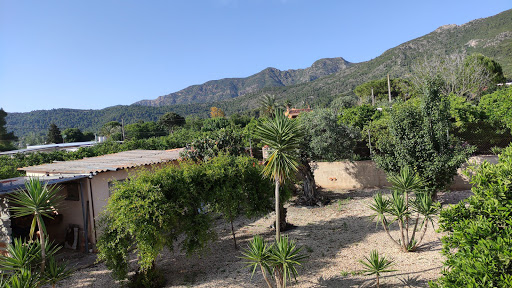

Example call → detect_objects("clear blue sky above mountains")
1 0 511 113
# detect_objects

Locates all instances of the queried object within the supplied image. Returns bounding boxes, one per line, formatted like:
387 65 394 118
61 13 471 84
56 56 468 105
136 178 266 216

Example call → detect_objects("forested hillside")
6 9 512 139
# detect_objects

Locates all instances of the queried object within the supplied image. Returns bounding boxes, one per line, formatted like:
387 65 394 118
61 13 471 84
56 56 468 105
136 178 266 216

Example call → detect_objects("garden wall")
0 197 11 256
313 155 499 190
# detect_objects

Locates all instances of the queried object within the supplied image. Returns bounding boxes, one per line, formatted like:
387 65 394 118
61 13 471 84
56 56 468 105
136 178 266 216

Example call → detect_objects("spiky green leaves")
255 110 303 184
9 178 62 239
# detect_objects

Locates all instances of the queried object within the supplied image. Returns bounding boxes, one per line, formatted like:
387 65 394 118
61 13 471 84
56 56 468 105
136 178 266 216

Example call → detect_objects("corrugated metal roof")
0 141 99 156
19 149 184 175
0 175 88 196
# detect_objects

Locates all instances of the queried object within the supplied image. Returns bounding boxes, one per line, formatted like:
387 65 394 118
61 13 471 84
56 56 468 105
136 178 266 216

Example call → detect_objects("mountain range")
6 9 512 139
134 57 352 106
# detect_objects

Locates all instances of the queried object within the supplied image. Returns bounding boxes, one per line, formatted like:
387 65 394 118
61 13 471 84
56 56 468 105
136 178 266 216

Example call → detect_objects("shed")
0 149 183 254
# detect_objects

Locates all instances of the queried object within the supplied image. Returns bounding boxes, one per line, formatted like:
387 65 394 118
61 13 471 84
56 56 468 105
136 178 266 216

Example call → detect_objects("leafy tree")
157 112 185 132
479 86 512 130
181 128 246 162
201 117 231 132
411 53 503 100
354 78 413 103
97 161 215 281
297 109 358 204
373 79 474 198
255 110 302 238
100 121 123 141
205 155 274 248
62 128 85 143
329 94 358 112
431 144 512 287
124 121 166 140
210 106 225 118
46 123 63 144
466 53 506 87
0 108 17 151
339 104 381 131
97 156 276 284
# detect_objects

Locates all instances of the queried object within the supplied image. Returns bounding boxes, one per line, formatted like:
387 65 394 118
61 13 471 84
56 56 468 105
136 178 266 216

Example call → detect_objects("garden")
1 54 511 287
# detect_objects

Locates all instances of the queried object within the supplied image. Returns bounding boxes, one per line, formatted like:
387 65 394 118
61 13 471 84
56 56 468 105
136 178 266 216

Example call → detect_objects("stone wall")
0 197 11 256
313 155 499 190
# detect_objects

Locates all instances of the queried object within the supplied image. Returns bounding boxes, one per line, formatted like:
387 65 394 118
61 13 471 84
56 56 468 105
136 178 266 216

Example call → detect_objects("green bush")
431 144 512 287
373 80 474 197
97 155 275 283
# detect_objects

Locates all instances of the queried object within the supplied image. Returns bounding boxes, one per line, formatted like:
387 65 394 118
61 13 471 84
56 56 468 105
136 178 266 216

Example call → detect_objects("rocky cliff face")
133 57 351 107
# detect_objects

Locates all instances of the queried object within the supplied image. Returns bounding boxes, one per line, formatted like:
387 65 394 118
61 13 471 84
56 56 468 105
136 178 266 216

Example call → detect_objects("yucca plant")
241 235 273 288
369 167 439 252
267 236 308 288
359 250 396 288
241 235 307 288
9 178 62 272
43 257 73 288
0 238 40 273
255 110 302 239
4 269 40 288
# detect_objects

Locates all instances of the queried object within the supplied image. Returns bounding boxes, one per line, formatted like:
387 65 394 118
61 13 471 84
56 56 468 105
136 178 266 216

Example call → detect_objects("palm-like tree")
259 95 281 118
9 178 62 272
255 110 302 239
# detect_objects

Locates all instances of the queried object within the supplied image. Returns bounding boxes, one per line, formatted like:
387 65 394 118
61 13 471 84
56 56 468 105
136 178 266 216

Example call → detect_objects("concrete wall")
313 155 499 190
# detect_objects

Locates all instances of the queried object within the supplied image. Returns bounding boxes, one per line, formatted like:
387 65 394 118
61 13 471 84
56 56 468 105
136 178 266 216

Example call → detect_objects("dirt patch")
57 189 472 288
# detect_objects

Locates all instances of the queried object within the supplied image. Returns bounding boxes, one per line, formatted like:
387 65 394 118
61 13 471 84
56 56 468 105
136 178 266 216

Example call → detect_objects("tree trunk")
279 205 287 232
260 264 274 288
381 218 400 248
275 179 281 240
36 216 46 273
299 159 317 206
230 220 237 249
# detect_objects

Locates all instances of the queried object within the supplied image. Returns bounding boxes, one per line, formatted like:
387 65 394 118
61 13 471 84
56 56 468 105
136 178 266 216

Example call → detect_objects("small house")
0 149 183 254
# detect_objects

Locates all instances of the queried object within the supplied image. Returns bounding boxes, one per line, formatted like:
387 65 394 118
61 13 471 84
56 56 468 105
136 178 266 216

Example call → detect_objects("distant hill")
7 9 512 139
133 57 352 106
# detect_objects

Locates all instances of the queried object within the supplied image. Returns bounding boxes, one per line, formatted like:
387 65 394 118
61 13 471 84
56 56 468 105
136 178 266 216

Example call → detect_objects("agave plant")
369 167 439 252
267 236 308 288
241 235 273 288
43 257 73 288
359 250 396 288
9 178 62 272
241 235 307 288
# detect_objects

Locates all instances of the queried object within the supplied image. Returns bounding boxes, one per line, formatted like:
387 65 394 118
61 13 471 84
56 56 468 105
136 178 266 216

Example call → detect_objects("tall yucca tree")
255 110 302 239
9 178 62 273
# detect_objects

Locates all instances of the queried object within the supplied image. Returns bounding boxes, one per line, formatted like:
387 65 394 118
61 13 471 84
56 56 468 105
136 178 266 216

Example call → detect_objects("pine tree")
0 108 17 151
46 123 63 144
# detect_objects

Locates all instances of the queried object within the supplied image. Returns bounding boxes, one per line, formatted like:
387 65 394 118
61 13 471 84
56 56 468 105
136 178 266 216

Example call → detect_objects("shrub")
241 235 307 288
430 144 512 287
369 167 440 252
373 79 474 197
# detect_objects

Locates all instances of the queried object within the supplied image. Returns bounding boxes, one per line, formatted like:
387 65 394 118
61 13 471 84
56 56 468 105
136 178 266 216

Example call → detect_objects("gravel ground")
58 189 472 288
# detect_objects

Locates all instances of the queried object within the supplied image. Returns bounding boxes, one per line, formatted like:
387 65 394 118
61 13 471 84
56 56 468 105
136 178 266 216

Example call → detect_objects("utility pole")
371 88 375 106
387 74 392 103
121 119 125 141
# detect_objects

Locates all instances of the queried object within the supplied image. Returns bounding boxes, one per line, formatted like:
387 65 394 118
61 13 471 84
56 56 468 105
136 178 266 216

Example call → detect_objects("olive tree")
297 109 358 205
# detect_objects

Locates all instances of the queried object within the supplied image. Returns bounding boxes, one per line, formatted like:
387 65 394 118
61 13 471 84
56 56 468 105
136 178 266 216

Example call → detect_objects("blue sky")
1 0 510 113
